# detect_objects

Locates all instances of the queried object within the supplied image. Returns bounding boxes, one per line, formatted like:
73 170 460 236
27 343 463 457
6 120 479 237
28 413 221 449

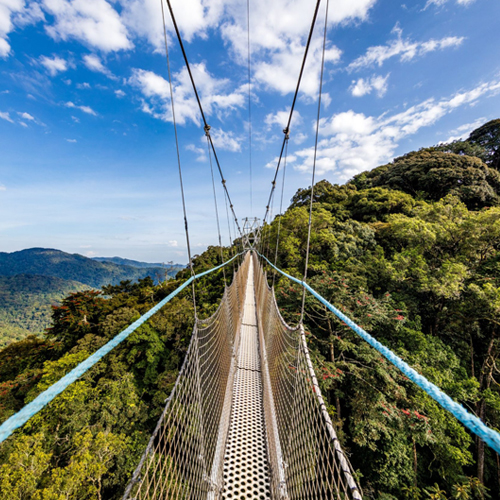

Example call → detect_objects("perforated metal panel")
222 262 272 499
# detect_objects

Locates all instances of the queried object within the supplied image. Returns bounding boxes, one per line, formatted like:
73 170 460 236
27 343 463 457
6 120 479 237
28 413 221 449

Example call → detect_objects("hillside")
0 248 169 288
93 256 184 275
0 275 90 348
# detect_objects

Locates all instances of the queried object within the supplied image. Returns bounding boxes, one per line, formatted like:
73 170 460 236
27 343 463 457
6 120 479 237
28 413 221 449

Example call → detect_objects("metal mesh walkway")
124 252 362 499
222 258 271 499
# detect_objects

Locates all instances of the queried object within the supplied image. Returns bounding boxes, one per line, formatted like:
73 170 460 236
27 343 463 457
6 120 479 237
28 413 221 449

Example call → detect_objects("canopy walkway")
123 252 361 499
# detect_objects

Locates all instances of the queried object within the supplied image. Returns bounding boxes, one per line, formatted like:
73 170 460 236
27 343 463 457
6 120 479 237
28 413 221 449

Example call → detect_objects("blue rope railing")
258 252 500 455
0 253 241 445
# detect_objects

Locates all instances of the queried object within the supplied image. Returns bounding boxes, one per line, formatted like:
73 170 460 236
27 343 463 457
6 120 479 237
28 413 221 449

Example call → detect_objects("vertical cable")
272 135 289 289
300 0 329 325
247 0 253 215
207 134 226 285
160 0 197 317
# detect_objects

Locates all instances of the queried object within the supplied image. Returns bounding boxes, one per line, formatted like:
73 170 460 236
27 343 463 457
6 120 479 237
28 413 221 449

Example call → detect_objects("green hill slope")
0 248 168 288
0 274 90 347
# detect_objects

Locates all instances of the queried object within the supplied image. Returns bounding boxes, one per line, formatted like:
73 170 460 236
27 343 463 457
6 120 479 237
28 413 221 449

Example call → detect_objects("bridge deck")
222 258 272 499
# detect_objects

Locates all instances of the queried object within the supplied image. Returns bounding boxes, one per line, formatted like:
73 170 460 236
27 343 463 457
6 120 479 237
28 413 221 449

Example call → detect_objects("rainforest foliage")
1 120 500 499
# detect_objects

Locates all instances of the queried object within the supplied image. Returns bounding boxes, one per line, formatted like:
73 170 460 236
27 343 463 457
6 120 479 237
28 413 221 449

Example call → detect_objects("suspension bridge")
1 0 500 498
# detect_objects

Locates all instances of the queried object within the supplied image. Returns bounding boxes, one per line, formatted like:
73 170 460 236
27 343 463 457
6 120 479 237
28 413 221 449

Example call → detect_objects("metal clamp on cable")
283 127 290 140
204 124 211 136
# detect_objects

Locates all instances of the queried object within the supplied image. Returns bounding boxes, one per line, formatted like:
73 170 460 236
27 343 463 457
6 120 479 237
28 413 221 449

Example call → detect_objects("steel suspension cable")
262 0 323 226
164 0 243 239
161 0 197 317
272 135 289 288
247 0 253 216
206 133 226 285
300 0 329 324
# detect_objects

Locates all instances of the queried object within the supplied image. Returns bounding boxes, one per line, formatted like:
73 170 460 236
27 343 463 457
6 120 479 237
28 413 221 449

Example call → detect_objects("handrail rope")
160 0 197 317
0 253 243 445
300 0 329 325
262 0 323 226
272 136 288 289
257 252 500 456
247 0 253 216
164 0 243 239
206 132 226 286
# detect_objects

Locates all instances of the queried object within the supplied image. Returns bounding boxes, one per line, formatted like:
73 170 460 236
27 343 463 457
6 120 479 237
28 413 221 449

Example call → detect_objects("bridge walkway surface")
222 257 272 499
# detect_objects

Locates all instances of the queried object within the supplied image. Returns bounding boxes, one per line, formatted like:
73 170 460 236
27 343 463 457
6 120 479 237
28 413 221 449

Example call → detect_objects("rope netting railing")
253 252 362 500
123 255 250 499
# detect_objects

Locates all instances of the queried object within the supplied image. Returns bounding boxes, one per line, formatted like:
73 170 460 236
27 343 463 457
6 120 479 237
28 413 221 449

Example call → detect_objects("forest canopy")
1 119 500 499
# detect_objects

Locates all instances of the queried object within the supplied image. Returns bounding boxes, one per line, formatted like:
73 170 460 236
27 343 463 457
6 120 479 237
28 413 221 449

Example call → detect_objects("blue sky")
1 0 499 263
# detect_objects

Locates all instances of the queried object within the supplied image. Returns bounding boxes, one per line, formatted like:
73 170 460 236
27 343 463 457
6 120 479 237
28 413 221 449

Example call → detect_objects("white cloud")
425 0 476 8
186 143 207 162
42 0 132 52
13 2 45 27
290 79 500 180
0 0 24 57
76 82 91 89
40 54 69 76
442 117 485 143
19 121 27 127
265 109 302 130
66 138 77 142
120 0 372 98
82 53 115 79
0 110 13 122
293 132 308 145
253 38 342 97
0 184 6 191
168 240 178 247
18 111 35 121
128 63 245 125
350 74 389 97
115 89 125 98
210 128 242 152
71 115 80 123
348 25 465 71
65 101 97 116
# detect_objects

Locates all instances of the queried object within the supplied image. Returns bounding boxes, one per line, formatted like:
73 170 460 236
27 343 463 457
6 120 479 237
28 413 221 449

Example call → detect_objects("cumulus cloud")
128 63 245 125
289 79 500 180
120 0 373 97
253 39 342 97
13 2 45 27
0 0 25 57
115 89 125 98
0 110 13 122
168 240 178 247
65 101 97 115
210 128 242 152
350 74 389 97
42 0 132 52
82 53 115 79
39 54 68 76
18 111 35 121
348 25 465 71
265 109 302 130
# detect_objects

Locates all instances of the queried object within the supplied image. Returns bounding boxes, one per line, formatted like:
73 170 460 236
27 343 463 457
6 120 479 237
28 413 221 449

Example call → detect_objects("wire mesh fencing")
253 252 363 500
123 254 250 500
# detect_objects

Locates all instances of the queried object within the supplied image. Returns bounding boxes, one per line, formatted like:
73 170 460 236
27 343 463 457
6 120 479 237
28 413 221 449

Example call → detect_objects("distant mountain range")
0 248 185 347
93 256 184 273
